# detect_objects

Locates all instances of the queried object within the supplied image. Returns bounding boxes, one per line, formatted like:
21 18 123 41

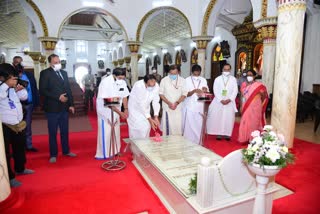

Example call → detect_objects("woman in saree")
238 70 268 143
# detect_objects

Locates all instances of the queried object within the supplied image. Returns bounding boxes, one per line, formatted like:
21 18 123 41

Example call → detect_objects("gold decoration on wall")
26 51 41 62
118 58 124 66
278 1 306 13
112 61 119 66
201 0 218 35
39 55 46 64
26 0 48 36
258 25 277 40
124 56 131 64
192 36 213 49
261 0 268 18
38 37 58 51
136 6 192 41
127 41 141 53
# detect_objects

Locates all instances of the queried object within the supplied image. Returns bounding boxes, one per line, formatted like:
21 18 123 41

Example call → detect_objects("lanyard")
191 77 201 89
171 75 179 89
222 76 230 89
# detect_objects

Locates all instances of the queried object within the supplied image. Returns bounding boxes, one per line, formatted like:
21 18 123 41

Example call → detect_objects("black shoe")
26 147 38 152
216 136 222 140
225 136 231 141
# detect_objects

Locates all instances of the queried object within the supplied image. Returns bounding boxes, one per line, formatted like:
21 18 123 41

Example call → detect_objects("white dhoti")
95 116 121 159
161 107 183 136
128 116 151 139
206 99 236 136
182 109 203 144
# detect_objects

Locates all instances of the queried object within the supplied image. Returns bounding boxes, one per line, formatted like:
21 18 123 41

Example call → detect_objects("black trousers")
2 124 27 180
84 89 94 110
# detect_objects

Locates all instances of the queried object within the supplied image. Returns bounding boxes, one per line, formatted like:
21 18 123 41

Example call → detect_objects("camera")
17 79 29 88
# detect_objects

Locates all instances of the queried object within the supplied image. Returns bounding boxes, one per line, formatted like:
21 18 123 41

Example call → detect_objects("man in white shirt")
128 74 160 138
207 63 238 141
182 65 209 144
0 63 34 188
81 69 95 111
95 68 129 159
159 65 188 135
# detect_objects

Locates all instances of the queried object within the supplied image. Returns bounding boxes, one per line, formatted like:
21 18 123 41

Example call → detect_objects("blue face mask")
169 74 177 80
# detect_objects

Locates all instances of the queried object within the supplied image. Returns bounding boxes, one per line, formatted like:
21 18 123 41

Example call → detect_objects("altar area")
126 136 292 214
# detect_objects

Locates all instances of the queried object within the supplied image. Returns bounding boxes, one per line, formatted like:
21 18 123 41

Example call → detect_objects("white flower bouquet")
242 125 295 168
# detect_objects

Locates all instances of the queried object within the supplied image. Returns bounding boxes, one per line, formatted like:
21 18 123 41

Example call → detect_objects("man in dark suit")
39 54 76 163
13 56 40 152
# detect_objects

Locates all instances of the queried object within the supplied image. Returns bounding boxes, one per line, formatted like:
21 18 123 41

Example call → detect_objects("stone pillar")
127 41 142 84
0 122 10 202
27 52 41 85
39 54 47 71
118 58 124 68
38 37 58 62
192 36 213 77
271 0 306 148
255 18 277 93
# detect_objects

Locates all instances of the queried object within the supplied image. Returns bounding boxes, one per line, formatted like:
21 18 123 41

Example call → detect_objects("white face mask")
243 73 247 77
147 86 154 92
152 69 157 74
222 71 230 76
116 78 125 85
193 76 199 81
106 72 111 76
247 76 254 82
53 63 62 71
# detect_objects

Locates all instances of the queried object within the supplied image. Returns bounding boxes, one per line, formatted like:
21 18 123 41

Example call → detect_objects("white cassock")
207 75 238 137
159 76 188 135
128 80 160 139
95 75 129 159
182 76 209 144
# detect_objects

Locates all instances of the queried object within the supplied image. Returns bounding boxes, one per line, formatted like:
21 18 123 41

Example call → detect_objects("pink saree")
238 81 268 143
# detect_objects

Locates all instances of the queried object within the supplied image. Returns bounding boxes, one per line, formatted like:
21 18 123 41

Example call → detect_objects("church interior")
0 0 319 213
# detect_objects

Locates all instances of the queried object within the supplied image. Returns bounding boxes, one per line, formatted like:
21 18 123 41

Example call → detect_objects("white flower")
266 148 281 163
252 136 263 145
251 130 261 138
277 134 285 142
251 144 259 152
269 131 277 138
282 146 288 153
263 125 273 131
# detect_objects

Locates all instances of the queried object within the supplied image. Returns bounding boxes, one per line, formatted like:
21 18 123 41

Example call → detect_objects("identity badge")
222 89 227 96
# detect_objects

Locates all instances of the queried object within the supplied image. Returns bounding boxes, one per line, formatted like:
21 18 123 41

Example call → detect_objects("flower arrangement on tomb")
189 173 197 194
242 125 295 168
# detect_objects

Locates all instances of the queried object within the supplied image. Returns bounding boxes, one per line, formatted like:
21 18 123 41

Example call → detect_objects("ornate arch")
57 7 128 40
26 0 48 36
201 0 218 35
136 6 193 42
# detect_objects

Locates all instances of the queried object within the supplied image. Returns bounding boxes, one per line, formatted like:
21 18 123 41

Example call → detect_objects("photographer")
13 56 40 152
0 63 34 188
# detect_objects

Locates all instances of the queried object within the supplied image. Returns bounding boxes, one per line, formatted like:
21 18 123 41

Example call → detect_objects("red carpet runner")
1 111 319 214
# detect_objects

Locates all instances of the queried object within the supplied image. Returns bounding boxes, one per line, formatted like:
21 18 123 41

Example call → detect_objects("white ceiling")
141 8 192 52
0 0 29 48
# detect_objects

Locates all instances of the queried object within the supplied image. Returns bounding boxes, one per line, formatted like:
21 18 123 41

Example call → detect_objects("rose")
265 148 281 163
251 136 263 145
282 146 288 153
251 130 260 138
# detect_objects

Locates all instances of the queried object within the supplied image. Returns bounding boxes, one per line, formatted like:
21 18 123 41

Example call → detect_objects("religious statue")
256 49 263 76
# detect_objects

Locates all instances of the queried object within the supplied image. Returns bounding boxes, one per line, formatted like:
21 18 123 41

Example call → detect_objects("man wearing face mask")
95 68 129 159
207 63 238 141
182 64 209 144
12 56 40 152
151 67 162 84
237 71 247 88
128 74 160 138
39 54 76 163
159 64 188 136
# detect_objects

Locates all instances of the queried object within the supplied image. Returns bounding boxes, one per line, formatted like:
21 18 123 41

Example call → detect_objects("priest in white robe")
159 65 188 135
95 68 129 159
182 65 209 144
128 74 160 139
207 63 238 140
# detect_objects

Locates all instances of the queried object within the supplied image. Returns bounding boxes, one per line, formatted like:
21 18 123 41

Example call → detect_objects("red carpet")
1 112 320 214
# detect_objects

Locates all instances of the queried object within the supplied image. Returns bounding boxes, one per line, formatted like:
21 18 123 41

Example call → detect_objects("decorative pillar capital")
124 56 131 64
277 0 306 13
112 61 119 67
39 55 47 64
192 36 213 49
38 37 58 51
25 51 42 62
127 41 142 53
118 58 124 66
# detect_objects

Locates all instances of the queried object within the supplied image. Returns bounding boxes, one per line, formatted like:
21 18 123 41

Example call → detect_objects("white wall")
301 13 320 92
